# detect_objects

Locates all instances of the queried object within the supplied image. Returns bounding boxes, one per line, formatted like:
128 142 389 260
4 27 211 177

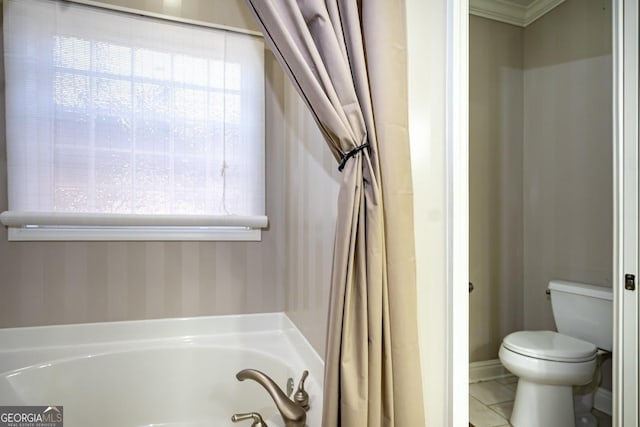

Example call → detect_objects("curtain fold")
244 1 425 426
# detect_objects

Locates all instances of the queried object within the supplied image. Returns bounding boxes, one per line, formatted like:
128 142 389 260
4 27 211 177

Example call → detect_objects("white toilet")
498 280 612 427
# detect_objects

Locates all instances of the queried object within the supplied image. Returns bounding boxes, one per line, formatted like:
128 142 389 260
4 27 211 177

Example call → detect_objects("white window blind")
1 0 266 241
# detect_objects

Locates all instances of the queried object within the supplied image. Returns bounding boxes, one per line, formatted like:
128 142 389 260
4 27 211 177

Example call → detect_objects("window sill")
6 226 262 241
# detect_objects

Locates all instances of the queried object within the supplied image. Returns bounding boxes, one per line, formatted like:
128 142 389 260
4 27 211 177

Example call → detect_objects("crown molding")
470 0 566 27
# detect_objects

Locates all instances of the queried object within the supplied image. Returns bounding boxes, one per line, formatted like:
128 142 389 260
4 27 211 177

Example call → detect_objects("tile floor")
469 376 613 427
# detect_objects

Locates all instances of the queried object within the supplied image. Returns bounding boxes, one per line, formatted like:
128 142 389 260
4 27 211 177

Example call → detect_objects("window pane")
175 88 208 119
55 114 91 147
134 83 171 115
209 92 225 122
135 119 170 152
54 36 90 70
95 77 132 111
225 93 241 124
95 115 132 150
173 122 208 156
209 60 224 89
225 62 241 90
54 187 89 212
95 42 131 76
134 48 171 81
54 72 89 109
174 54 208 86
55 147 89 187
134 154 171 213
95 151 132 212
174 156 207 214
54 147 90 211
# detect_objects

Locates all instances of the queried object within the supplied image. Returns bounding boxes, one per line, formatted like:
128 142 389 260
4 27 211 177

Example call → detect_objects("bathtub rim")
0 312 324 390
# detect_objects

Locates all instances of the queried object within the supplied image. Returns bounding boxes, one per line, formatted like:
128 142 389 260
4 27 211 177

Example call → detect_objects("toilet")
498 280 613 427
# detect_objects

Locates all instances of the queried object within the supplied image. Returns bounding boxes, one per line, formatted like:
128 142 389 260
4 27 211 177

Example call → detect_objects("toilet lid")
502 331 597 362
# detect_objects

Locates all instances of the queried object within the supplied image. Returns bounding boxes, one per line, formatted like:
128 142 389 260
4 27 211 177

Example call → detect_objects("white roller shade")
2 0 266 240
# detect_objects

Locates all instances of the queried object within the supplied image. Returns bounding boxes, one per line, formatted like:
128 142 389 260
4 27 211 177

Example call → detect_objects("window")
1 0 266 240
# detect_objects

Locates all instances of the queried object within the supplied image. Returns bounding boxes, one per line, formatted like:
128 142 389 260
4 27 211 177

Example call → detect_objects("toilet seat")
502 331 597 362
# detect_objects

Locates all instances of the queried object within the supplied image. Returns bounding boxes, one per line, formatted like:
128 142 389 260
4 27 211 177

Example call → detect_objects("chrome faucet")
236 369 307 427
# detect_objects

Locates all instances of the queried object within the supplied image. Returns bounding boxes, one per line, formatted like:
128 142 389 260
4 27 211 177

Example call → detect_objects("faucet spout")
236 369 306 427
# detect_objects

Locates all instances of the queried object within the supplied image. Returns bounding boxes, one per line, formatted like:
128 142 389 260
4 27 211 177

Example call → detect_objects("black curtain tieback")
338 142 370 172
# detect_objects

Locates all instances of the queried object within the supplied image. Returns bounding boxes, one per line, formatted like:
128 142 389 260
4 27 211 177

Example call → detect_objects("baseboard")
469 358 511 383
469 359 613 416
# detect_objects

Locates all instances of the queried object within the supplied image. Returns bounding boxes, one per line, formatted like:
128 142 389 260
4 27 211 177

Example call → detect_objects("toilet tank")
548 280 613 351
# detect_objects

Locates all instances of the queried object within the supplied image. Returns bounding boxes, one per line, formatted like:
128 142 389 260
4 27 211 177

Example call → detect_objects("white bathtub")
0 313 323 427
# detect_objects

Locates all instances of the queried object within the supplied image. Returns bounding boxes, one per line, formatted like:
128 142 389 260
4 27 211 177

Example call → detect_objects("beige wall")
522 0 612 331
523 0 613 388
470 0 613 383
469 16 524 362
0 0 338 358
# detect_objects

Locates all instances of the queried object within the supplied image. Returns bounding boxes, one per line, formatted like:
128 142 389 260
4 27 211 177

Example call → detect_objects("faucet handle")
293 370 310 410
231 412 268 427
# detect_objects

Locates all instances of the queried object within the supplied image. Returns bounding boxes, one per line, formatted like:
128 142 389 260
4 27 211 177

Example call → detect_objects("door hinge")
625 274 636 291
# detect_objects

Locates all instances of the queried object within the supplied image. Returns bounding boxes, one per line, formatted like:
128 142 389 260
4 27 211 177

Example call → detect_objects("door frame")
613 0 639 424
447 0 469 425
406 0 469 424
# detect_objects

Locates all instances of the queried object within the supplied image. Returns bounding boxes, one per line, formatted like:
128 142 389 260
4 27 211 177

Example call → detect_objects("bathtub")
0 313 323 427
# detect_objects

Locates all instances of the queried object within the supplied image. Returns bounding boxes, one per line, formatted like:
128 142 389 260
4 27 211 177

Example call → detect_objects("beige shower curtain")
243 1 425 426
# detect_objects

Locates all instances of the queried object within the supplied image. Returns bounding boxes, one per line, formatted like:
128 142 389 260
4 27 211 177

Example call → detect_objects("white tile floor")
469 376 613 427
